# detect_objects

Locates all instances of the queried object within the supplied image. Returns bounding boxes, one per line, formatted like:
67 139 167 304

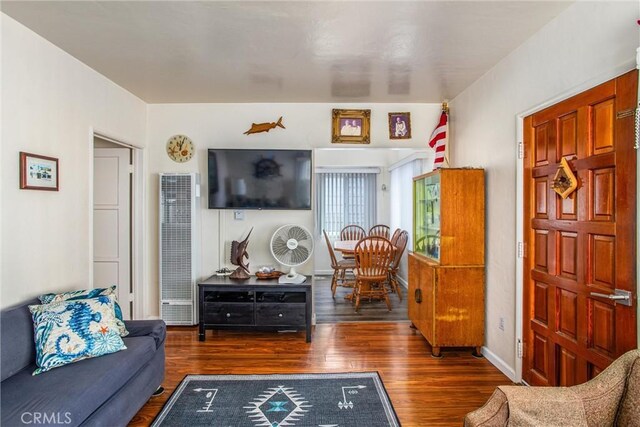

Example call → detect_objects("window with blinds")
315 171 377 238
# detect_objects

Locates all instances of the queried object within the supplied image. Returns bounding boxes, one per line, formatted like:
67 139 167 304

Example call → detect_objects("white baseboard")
313 270 334 276
482 346 517 382
397 275 408 289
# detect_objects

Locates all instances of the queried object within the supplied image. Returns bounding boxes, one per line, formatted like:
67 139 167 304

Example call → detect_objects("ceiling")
2 1 573 103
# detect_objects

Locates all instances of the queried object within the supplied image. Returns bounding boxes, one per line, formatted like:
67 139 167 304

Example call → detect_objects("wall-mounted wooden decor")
244 117 285 135
551 157 578 199
20 152 59 191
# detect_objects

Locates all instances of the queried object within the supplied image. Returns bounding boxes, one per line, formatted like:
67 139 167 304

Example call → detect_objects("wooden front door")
523 70 638 386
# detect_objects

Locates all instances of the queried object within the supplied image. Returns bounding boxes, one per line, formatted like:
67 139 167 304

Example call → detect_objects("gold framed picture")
388 112 411 139
331 109 371 144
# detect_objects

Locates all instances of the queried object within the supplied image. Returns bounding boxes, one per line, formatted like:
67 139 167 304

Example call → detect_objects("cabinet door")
421 265 436 344
434 267 484 347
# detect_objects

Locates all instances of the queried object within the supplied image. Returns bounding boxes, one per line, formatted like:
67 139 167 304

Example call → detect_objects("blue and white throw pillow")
29 296 127 375
39 286 128 337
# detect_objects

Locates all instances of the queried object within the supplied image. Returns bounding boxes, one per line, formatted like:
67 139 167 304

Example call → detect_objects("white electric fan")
270 225 314 284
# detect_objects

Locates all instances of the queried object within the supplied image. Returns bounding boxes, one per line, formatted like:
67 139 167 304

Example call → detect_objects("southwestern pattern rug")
151 372 400 427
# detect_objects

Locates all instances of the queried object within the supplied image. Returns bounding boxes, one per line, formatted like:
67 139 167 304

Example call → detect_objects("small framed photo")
388 112 411 139
20 152 59 191
332 109 371 144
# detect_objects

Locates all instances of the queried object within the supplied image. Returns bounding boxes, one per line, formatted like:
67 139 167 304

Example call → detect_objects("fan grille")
270 225 314 267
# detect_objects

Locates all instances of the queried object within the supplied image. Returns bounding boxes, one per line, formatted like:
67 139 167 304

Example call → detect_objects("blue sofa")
1 299 165 426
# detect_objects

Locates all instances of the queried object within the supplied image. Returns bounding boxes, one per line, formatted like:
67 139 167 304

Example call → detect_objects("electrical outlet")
499 317 505 331
233 210 245 220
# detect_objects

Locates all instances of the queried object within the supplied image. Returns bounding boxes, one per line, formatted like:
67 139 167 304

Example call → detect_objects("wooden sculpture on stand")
229 228 253 280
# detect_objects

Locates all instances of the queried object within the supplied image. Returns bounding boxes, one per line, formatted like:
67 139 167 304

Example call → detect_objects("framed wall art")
388 112 411 139
20 152 59 191
331 109 371 144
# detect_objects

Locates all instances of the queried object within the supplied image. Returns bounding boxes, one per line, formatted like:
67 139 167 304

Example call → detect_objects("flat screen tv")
208 149 312 210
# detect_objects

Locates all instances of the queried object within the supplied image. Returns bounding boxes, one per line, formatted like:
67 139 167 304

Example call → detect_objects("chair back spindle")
369 224 391 239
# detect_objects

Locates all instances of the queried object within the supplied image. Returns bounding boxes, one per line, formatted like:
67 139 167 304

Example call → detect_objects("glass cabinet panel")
413 173 441 261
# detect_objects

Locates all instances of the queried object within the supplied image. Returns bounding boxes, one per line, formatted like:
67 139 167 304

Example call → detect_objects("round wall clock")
166 135 194 163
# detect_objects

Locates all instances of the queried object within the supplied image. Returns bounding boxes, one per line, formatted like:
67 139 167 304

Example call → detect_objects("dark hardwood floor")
314 275 409 323
130 323 511 427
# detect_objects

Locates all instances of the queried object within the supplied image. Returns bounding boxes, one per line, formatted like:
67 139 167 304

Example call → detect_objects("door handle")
415 289 422 303
590 289 632 307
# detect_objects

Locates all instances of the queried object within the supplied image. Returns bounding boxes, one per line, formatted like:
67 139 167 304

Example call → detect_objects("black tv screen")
208 149 312 210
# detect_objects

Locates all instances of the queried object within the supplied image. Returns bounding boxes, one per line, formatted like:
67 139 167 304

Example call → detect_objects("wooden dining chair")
353 236 396 312
323 230 356 298
390 228 402 244
369 224 391 239
339 225 366 259
388 230 409 300
340 225 366 241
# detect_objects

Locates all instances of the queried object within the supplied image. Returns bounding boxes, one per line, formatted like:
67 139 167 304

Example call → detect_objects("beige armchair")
464 349 640 427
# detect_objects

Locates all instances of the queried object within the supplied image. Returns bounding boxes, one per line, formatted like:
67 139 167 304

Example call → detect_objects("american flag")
428 111 448 169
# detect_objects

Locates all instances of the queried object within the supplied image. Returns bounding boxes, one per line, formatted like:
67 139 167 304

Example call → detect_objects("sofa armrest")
124 320 166 348
464 388 508 427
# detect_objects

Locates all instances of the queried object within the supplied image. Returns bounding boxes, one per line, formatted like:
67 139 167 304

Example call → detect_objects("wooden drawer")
204 303 254 325
255 303 305 326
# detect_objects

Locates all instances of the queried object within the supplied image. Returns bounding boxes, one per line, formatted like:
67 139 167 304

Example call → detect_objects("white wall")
1 14 147 308
449 1 639 378
390 155 432 284
146 103 441 316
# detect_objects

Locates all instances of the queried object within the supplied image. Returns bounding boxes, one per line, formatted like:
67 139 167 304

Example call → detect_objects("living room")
2 1 639 426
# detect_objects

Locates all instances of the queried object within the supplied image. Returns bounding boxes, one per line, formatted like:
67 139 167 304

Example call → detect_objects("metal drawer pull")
278 313 283 318
226 313 231 318
590 289 632 307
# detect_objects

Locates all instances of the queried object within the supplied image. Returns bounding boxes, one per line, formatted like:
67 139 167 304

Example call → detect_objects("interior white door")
94 147 132 319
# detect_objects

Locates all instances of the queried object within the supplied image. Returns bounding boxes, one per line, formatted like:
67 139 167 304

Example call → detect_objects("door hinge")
128 164 134 174
517 339 524 359
517 242 526 258
517 142 525 159
634 105 639 150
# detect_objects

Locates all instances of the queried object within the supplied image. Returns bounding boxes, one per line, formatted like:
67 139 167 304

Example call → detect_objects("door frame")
89 128 146 320
515 59 639 383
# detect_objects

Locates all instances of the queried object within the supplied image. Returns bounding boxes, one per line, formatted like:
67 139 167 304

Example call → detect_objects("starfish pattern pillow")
39 286 128 336
29 295 127 375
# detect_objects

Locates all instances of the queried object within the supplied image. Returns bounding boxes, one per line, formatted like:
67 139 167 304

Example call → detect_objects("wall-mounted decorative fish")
243 117 285 135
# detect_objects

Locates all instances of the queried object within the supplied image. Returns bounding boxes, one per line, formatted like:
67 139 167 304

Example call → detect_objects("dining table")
334 239 397 255
333 239 359 255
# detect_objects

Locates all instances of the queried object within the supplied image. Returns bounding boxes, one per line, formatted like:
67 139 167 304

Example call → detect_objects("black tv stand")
198 275 313 342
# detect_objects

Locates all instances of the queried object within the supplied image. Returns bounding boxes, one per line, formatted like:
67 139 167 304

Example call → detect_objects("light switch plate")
233 210 245 220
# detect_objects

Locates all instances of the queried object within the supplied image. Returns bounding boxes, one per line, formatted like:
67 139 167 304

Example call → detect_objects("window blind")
315 171 377 238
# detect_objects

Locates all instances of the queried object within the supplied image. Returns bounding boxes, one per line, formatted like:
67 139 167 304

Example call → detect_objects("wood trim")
522 114 534 385
612 69 638 353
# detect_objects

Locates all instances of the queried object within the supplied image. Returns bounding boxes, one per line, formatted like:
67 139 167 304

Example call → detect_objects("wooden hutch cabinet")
409 168 485 357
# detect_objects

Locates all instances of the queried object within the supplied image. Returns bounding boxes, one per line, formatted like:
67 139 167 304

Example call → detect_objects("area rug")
151 372 400 426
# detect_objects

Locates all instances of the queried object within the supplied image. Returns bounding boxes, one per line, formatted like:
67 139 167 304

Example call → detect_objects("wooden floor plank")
130 323 511 426
314 275 409 323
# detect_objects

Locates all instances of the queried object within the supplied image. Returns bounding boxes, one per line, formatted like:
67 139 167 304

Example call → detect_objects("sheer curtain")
315 170 378 238
389 158 430 283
